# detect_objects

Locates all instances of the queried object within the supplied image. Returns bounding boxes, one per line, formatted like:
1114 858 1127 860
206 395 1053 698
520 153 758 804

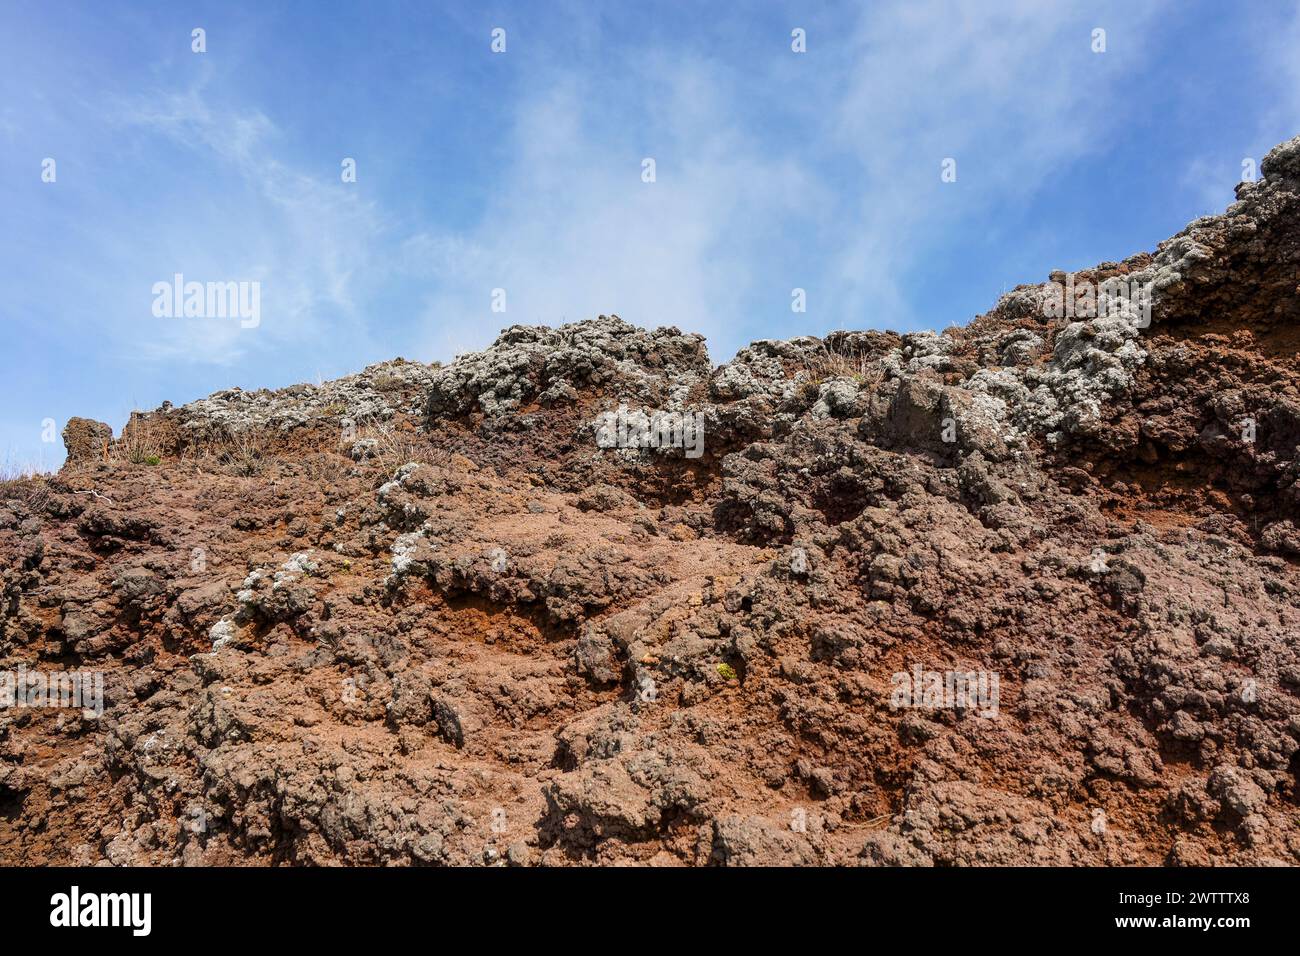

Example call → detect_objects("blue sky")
2 0 1299 470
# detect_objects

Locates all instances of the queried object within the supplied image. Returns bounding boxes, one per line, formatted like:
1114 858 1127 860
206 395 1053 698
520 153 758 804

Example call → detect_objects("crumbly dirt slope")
3 136 1300 866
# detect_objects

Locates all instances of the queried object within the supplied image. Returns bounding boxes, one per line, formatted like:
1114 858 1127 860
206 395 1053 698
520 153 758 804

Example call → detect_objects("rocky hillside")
3 135 1300 866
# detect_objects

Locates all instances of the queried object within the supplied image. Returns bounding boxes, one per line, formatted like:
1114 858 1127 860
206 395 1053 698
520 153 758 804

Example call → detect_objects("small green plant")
717 662 737 681
116 411 166 465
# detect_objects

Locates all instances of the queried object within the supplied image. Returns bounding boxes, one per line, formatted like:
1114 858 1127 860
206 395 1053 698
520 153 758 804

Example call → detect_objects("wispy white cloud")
97 85 391 365
407 59 822 363
822 0 1171 327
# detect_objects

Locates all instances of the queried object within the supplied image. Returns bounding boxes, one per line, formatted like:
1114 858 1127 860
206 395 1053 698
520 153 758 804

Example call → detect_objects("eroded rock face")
3 136 1300 867
62 418 112 464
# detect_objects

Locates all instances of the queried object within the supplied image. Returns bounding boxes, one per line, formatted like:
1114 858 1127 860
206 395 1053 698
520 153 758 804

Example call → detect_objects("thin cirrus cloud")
102 86 387 365
407 61 825 363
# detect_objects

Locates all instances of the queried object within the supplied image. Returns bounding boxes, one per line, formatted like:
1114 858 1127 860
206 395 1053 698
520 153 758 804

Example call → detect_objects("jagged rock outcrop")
61 418 112 464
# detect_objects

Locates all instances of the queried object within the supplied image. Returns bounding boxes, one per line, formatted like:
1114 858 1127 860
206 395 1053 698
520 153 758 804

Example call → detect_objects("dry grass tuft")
177 426 275 477
352 417 454 475
798 341 884 398
113 412 167 466
369 372 406 393
0 462 53 511
804 340 875 383
210 428 271 477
